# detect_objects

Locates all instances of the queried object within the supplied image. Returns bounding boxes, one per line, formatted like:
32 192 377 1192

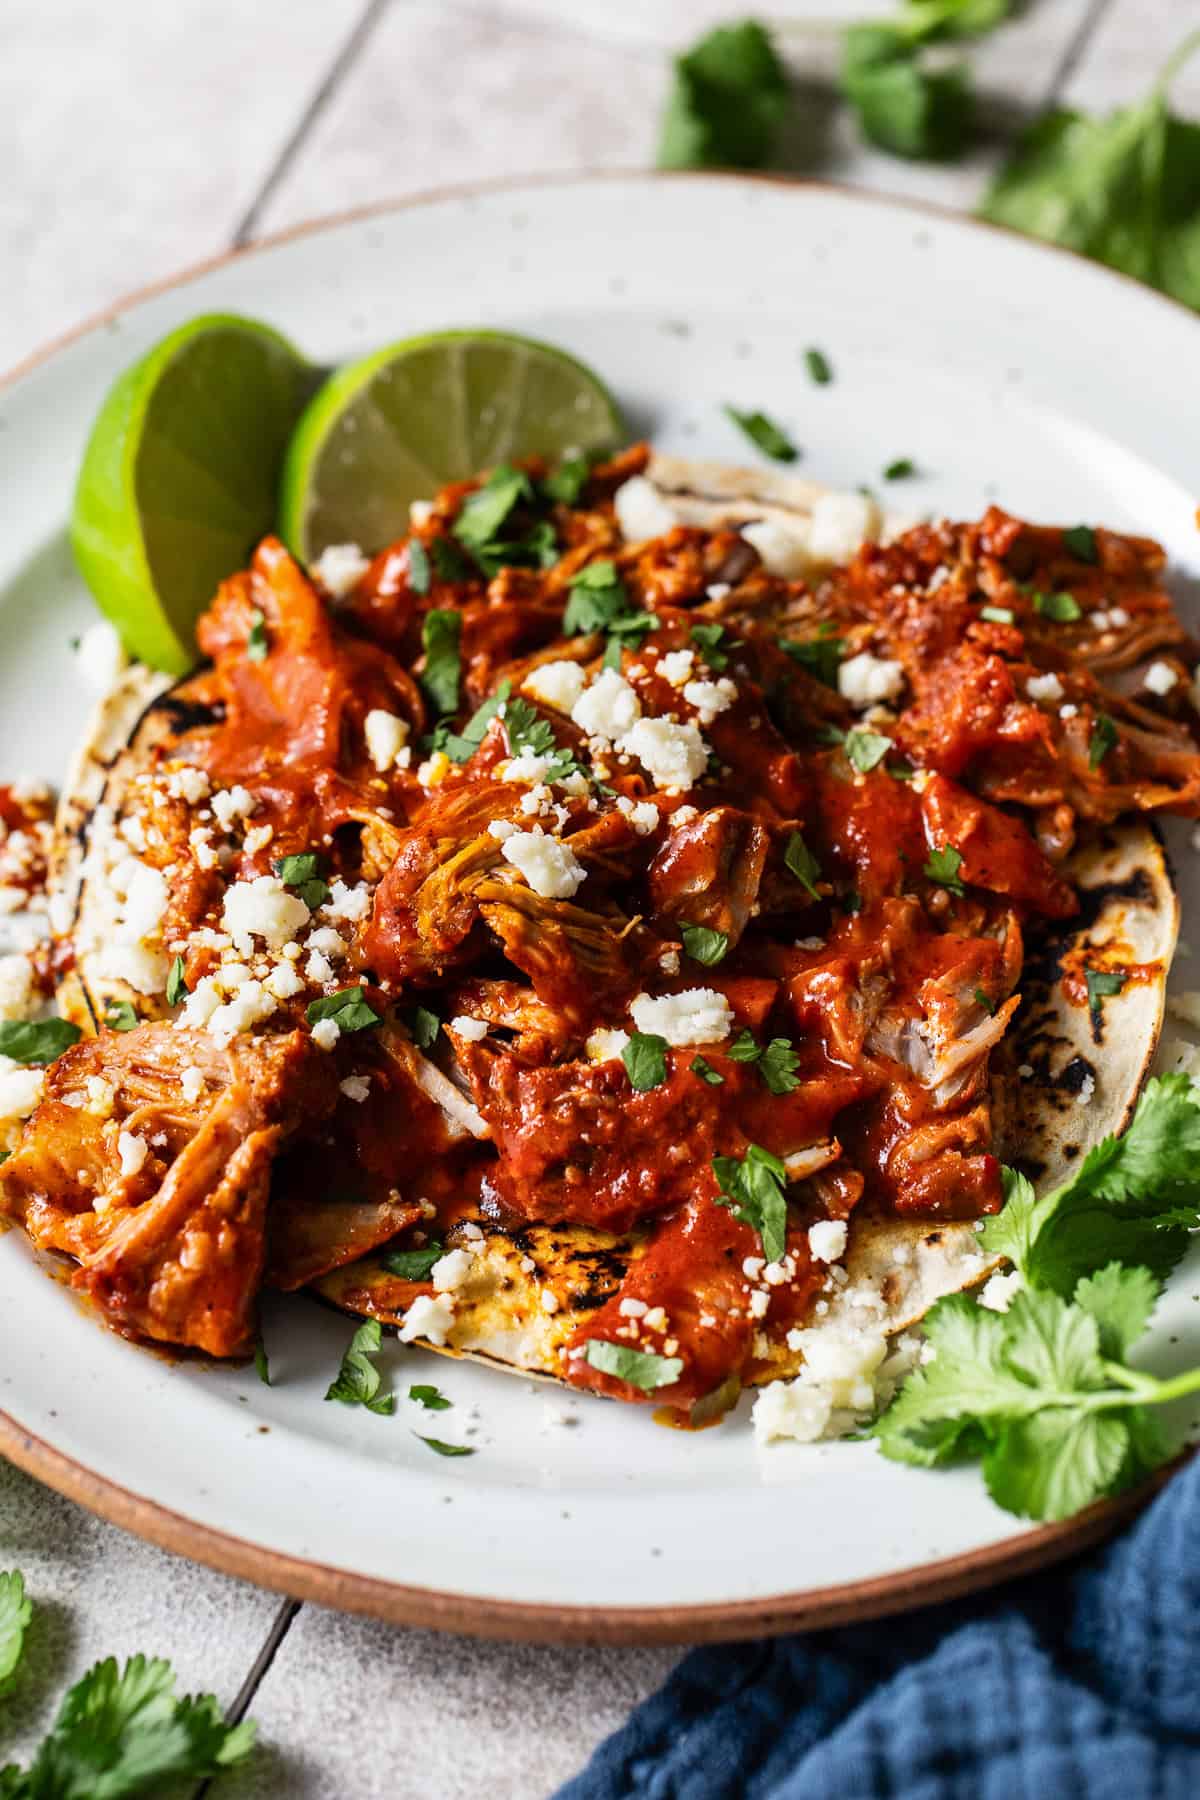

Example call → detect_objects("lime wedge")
71 315 314 674
278 329 623 562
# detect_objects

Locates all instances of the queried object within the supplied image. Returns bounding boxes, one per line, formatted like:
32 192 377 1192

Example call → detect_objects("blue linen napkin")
557 1456 1200 1798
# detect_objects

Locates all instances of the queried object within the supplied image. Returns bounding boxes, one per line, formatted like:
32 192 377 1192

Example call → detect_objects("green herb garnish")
0 1018 81 1066
408 539 431 595
326 1317 394 1414
924 843 965 895
254 1333 270 1386
384 1240 443 1280
164 956 188 1008
681 923 729 967
453 464 533 552
274 851 330 910
1063 524 1099 562
622 1032 669 1092
421 608 462 716
883 457 916 480
690 1054 724 1086
541 454 592 506
657 19 789 172
690 622 733 670
1033 589 1082 622
409 1384 451 1411
805 347 833 385
406 1006 440 1050
1089 713 1118 770
415 1433 476 1457
1086 968 1126 1013
0 1569 31 1684
713 1142 788 1263
784 831 822 899
779 631 844 688
246 608 269 661
844 728 892 772
583 1339 684 1391
105 1001 138 1032
307 987 382 1034
724 405 798 463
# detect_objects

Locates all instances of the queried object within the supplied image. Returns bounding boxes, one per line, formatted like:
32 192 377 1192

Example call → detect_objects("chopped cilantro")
307 987 382 1034
980 605 1014 624
784 831 822 899
431 537 473 583
1086 968 1126 1012
883 457 916 480
246 608 269 661
0 1018 81 1066
414 1434 476 1457
165 956 188 1008
757 1038 802 1095
713 1142 788 1263
409 1384 451 1411
690 1054 724 1086
681 922 729 967
805 347 833 385
541 454 592 506
452 464 532 551
254 1333 270 1386
657 19 789 172
924 843 965 896
408 539 431 595
104 1001 138 1032
325 1317 394 1414
383 1240 443 1280
421 608 462 715
727 1028 762 1063
563 560 630 634
584 1339 683 1391
1089 713 1118 770
844 728 892 772
974 987 995 1015
1033 589 1082 622
690 622 733 670
441 680 511 765
406 1006 440 1050
622 1032 669 1092
779 630 844 688
274 850 330 910
724 405 799 463
1063 524 1098 563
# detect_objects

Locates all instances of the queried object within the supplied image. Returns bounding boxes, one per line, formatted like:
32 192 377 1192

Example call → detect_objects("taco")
3 444 1194 1429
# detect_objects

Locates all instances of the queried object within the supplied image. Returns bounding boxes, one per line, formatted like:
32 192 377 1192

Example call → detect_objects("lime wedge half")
71 315 314 674
278 329 623 562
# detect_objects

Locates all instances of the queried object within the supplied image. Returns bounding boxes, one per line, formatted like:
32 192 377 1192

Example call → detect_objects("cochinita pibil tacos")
2 445 1194 1441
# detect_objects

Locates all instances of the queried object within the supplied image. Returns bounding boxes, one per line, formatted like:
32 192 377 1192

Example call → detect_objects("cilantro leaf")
784 831 822 899
726 1028 762 1064
622 1032 668 1092
690 623 733 670
3 1651 255 1794
406 1006 440 1050
657 20 789 172
883 457 916 480
384 1240 443 1281
690 1054 724 1086
924 843 964 895
1074 1262 1160 1361
414 1434 475 1457
0 1018 81 1066
681 923 729 967
431 537 473 583
452 464 533 551
420 608 462 716
982 1075 1200 1295
1033 589 1082 622
165 956 188 1008
409 1384 451 1411
325 1317 394 1414
441 680 511 765
562 561 629 634
805 347 833 385
779 632 844 688
842 24 974 162
253 1334 270 1387
757 1038 802 1096
0 1571 30 1686
979 34 1200 315
844 728 892 772
713 1143 788 1263
541 455 592 506
105 1001 138 1033
408 539 431 595
274 851 329 910
985 1407 1132 1522
583 1339 684 1391
1086 968 1125 1013
307 987 382 1034
724 406 798 463
246 608 269 661
1063 524 1099 563
1089 713 1118 770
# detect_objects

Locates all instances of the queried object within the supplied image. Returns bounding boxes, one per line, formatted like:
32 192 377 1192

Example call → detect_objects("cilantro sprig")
563 561 656 668
713 1142 789 1263
584 1339 684 1391
325 1317 394 1415
657 19 789 171
727 1028 801 1096
0 1018 81 1066
724 405 798 463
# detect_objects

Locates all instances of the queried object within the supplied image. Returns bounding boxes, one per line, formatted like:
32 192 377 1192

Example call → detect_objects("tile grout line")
231 0 395 248
435 0 667 63
1043 0 1119 103
191 1596 302 1799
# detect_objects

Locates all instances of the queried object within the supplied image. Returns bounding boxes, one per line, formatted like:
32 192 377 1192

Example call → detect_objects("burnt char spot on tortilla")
1057 1053 1096 1098
152 692 226 734
478 1222 628 1313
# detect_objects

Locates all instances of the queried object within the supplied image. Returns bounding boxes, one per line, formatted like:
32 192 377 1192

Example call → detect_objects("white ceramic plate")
3 174 1200 1642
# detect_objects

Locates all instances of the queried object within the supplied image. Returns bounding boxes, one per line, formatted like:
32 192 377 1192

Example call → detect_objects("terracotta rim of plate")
1 169 1197 1643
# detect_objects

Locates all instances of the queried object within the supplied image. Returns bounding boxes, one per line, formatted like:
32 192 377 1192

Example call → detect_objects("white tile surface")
0 2 1188 1795
216 1605 678 1800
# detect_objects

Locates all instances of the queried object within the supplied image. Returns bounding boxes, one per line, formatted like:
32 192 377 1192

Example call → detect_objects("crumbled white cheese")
307 927 346 960
74 620 126 693
0 955 34 1023
752 1380 832 1445
1076 1072 1096 1106
808 1219 848 1263
748 1289 769 1319
431 1248 475 1292
210 786 258 832
313 543 371 598
571 668 642 742
339 1074 371 1103
979 1269 1023 1313
417 750 452 788
222 875 310 954
683 677 736 726
189 827 218 871
505 754 558 785
838 651 905 708
659 947 680 975
207 980 277 1046
585 1027 630 1063
630 987 734 1047
311 1017 341 1052
243 824 274 857
808 491 881 566
540 1289 560 1314
659 649 695 688
0 1063 44 1123
364 709 411 772
488 818 517 840
523 660 587 713
613 475 678 543
305 949 336 986
741 519 811 579
791 1325 888 1411
84 1074 115 1117
620 717 707 791
322 879 371 924
399 1291 456 1346
177 976 222 1030
180 1065 205 1104
166 765 211 804
117 1130 148 1176
500 830 586 899
1109 607 1130 627
1145 660 1179 696
619 1297 648 1318
615 796 660 836
264 959 305 1001
409 500 434 529
1059 703 1078 720
450 1015 488 1042
1026 672 1064 704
